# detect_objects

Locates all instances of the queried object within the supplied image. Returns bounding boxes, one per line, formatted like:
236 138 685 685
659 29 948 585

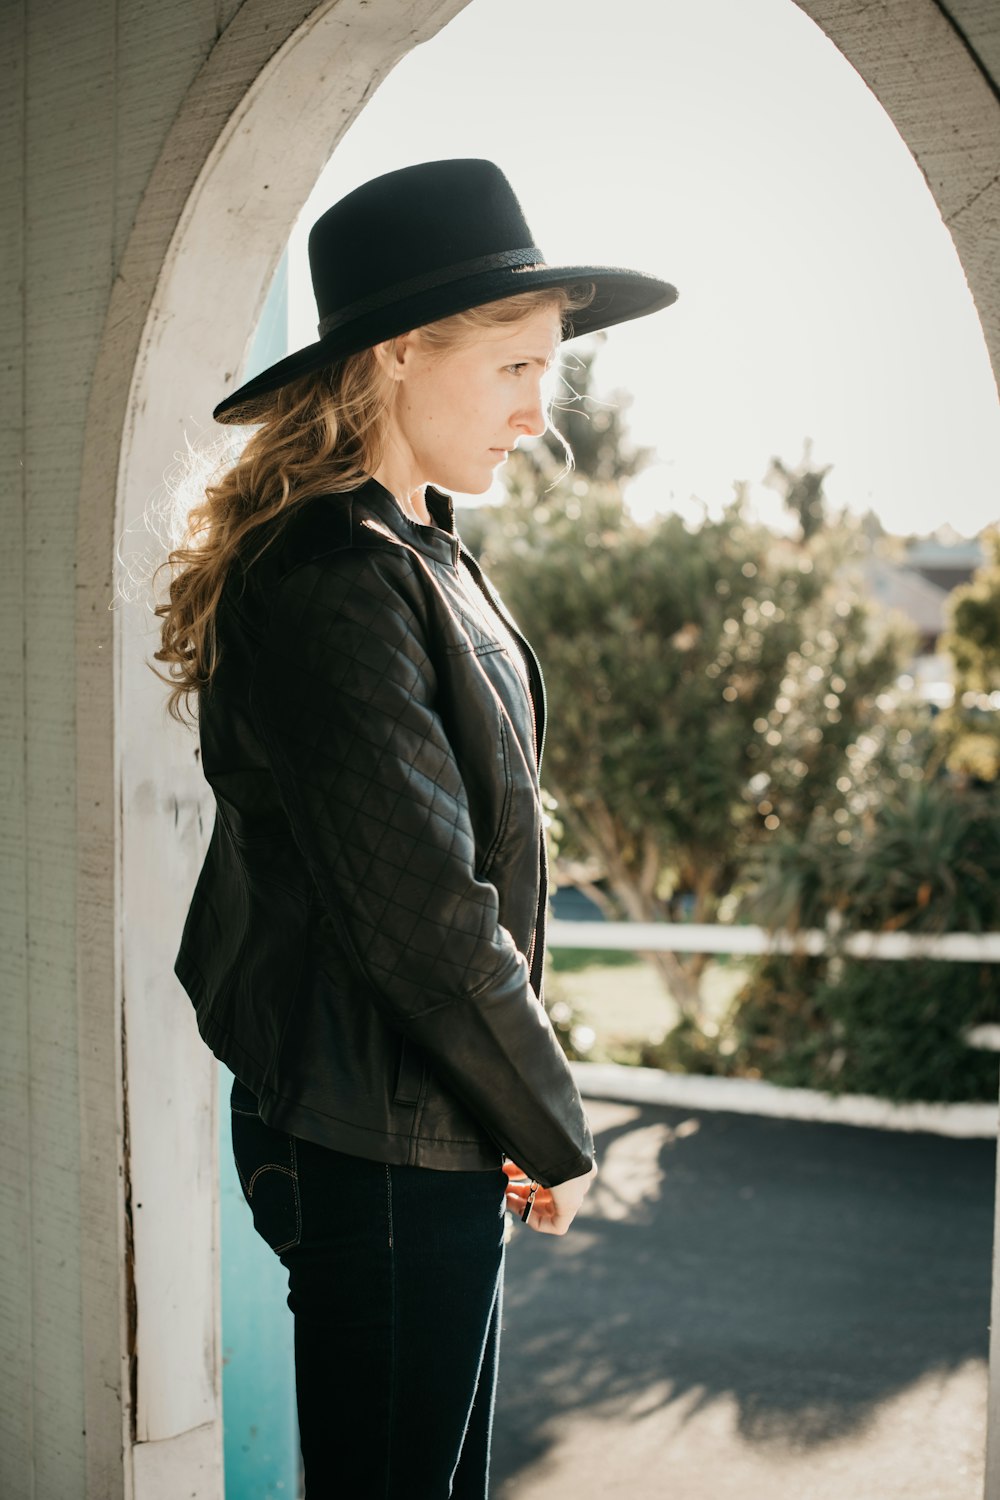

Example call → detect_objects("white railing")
546 918 1000 963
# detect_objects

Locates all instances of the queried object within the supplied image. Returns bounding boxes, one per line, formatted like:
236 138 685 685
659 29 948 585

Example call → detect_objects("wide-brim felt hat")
214 157 678 423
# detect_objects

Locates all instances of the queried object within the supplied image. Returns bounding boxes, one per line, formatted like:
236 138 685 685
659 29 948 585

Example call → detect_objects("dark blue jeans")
230 1077 507 1498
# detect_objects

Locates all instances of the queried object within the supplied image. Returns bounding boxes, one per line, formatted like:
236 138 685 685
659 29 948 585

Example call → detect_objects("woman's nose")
515 387 547 439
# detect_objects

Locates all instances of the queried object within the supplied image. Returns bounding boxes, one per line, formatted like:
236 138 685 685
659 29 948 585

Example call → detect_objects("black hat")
214 157 678 423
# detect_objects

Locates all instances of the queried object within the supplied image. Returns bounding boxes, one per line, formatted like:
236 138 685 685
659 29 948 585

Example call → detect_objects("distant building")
852 531 987 708
858 556 951 654
905 531 985 593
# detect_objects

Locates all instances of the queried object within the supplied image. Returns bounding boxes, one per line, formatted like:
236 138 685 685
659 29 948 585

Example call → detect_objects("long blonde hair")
153 281 594 721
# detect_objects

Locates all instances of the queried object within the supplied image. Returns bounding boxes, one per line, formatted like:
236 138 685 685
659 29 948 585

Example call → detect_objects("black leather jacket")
175 477 594 1186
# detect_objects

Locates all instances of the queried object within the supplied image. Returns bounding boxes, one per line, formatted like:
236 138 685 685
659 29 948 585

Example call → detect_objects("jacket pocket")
230 1081 302 1255
393 1037 426 1108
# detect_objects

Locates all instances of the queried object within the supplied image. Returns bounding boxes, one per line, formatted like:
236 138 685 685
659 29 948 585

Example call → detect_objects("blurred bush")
643 778 1000 1101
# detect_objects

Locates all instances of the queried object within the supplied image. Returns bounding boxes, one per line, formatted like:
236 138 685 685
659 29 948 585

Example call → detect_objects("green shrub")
644 780 1000 1102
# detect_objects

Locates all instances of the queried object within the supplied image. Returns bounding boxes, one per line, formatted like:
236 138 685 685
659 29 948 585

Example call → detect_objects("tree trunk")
552 792 709 1026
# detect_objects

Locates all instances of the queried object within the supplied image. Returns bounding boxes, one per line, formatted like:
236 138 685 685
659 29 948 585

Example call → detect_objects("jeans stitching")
271 1134 301 1254
237 1121 302 1254
245 1162 297 1196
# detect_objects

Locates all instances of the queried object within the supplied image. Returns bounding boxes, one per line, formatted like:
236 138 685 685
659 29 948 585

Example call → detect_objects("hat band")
316 246 546 338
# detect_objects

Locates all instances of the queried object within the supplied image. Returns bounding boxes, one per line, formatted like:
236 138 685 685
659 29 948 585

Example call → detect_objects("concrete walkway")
492 1096 994 1499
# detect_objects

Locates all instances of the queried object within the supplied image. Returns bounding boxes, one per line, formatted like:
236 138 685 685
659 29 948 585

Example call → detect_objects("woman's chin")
439 471 494 497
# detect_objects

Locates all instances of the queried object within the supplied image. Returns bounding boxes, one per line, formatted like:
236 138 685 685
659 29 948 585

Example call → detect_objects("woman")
156 158 676 1497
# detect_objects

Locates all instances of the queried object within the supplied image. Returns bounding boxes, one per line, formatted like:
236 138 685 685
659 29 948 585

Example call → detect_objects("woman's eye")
506 362 529 375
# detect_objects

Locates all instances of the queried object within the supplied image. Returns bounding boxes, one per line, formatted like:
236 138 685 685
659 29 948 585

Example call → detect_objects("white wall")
116 0 471 1463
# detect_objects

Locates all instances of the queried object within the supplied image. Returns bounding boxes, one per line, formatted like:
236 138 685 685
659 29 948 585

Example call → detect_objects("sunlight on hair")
540 344 626 492
114 426 248 612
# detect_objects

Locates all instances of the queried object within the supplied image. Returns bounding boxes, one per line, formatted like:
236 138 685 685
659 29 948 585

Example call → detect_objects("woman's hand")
502 1158 598 1236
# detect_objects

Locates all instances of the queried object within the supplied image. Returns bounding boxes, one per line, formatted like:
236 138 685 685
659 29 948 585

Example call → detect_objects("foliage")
461 344 912 1022
644 953 1000 1103
645 777 1000 1102
934 526 1000 782
741 757 1000 936
764 454 830 543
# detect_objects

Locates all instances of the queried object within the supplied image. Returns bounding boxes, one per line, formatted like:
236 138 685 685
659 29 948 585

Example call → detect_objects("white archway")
72 0 998 1493
78 2 469 1492
796 0 1000 392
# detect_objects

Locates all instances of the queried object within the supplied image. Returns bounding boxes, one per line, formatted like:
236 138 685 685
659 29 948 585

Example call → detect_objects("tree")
672 531 1000 1105
763 448 830 543
934 525 1000 783
461 347 912 1025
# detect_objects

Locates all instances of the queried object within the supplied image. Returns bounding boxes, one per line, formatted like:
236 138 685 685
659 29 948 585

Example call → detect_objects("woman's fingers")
503 1173 554 1228
504 1183 567 1235
503 1159 598 1235
502 1160 538 1217
521 1191 569 1235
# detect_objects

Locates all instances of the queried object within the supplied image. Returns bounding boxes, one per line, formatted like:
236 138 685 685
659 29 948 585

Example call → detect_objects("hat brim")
213 265 678 423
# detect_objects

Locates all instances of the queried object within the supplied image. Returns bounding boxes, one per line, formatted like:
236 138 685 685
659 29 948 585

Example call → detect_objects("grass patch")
549 947 645 974
547 954 755 1067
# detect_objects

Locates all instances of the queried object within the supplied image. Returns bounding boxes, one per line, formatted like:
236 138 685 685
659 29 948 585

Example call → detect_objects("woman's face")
375 304 563 497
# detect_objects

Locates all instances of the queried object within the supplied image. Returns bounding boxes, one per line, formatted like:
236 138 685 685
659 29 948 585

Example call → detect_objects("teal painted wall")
218 251 300 1499
219 1063 300 1499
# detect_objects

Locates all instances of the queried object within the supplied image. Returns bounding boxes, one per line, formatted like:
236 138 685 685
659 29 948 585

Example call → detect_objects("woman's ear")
372 332 415 382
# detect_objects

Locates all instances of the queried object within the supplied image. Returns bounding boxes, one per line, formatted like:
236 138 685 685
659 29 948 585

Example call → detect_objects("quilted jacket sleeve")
248 544 594 1186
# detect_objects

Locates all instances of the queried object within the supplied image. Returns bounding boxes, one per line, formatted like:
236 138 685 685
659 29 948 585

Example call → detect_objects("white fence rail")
546 918 1000 963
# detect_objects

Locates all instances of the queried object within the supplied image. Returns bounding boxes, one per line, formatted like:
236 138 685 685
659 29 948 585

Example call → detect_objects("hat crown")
307 159 544 333
214 156 677 422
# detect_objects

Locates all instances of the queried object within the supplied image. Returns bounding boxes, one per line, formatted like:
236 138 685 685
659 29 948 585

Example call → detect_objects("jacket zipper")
457 544 545 766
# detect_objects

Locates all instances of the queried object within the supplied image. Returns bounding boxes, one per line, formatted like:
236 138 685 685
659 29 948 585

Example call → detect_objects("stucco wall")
1 1 997 1497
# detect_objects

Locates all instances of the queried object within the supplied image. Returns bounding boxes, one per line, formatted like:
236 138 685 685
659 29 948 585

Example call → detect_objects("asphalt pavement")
492 1097 995 1500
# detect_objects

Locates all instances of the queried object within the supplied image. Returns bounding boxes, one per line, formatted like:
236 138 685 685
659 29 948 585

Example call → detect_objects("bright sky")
284 0 1000 538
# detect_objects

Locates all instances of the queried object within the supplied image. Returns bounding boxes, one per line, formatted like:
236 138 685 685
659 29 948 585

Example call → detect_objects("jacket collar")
358 477 460 567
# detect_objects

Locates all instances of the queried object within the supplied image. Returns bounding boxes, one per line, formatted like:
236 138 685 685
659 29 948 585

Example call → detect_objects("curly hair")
152 280 595 722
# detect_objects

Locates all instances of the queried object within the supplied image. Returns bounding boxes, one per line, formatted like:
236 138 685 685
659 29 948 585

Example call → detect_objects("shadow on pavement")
493 1098 994 1488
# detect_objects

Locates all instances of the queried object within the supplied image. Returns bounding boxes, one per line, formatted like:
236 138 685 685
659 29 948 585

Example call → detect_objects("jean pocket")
231 1102 302 1255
